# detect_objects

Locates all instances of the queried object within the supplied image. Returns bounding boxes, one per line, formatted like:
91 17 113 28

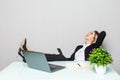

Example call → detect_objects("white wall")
0 0 120 74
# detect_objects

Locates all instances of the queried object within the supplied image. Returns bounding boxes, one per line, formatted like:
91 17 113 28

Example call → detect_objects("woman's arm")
84 31 106 61
45 45 83 61
94 31 106 47
68 45 83 61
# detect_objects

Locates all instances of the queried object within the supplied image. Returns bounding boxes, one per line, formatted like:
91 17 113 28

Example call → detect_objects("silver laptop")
23 51 65 72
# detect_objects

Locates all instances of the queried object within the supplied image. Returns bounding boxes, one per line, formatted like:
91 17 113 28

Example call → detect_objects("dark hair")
94 30 99 37
93 30 99 43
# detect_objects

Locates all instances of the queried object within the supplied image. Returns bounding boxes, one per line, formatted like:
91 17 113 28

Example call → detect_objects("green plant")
88 46 113 66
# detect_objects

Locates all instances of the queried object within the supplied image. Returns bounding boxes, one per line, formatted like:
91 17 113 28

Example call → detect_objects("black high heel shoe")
22 38 28 51
18 38 28 62
18 48 26 62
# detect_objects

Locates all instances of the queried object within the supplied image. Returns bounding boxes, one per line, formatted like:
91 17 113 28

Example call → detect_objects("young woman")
18 30 106 62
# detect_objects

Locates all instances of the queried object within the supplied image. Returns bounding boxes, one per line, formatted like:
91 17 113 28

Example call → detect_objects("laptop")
23 51 65 72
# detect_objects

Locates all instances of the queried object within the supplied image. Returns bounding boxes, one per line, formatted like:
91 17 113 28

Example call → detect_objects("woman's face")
85 31 96 43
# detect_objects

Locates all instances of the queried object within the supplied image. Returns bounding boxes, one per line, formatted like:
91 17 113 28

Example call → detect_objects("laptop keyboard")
48 63 65 72
49 64 58 69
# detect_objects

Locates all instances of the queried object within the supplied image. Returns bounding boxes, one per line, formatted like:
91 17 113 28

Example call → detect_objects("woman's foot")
19 38 27 51
18 38 28 62
18 49 26 62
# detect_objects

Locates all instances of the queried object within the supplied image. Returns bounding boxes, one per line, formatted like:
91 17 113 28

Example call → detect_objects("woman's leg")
18 38 28 62
45 53 68 61
18 38 69 62
18 48 26 62
45 48 69 61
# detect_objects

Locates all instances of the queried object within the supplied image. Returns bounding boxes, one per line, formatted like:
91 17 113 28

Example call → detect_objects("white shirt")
74 44 90 62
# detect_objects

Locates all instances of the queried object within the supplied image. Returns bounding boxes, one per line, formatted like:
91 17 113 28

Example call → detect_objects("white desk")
0 61 120 80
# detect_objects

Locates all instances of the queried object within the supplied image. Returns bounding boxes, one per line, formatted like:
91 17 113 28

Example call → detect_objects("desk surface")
0 61 120 80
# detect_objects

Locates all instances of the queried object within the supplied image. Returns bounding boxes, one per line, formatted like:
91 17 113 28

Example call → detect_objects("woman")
45 30 106 61
69 30 106 61
18 30 106 62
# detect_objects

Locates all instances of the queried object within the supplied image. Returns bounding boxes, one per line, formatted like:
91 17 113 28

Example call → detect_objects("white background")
0 0 120 74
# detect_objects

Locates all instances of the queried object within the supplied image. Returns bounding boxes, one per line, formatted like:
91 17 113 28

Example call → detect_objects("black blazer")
46 31 106 61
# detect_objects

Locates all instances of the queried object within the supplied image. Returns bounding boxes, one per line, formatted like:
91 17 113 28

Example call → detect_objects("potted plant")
88 46 113 75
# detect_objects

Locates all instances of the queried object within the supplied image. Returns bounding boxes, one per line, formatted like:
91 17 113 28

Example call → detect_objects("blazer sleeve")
68 45 83 61
94 31 106 48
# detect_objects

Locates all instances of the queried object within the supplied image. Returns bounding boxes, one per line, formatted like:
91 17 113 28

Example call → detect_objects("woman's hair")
93 30 99 43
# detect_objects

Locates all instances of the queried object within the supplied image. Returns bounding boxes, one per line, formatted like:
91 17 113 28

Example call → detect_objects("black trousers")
45 54 69 61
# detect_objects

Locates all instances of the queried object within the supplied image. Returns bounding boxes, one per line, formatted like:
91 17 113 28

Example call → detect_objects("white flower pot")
95 65 106 75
